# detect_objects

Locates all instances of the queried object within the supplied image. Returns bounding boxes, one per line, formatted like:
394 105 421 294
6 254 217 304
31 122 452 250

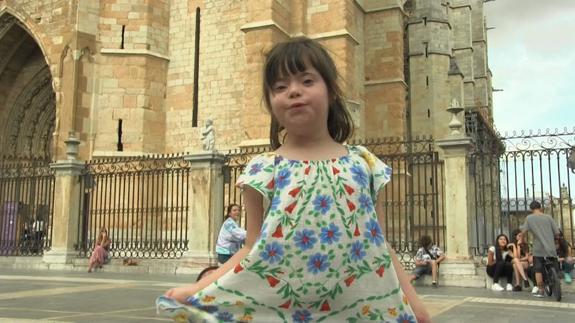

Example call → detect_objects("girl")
509 229 531 290
157 37 430 322
215 204 247 264
410 235 446 286
88 227 111 273
486 233 514 291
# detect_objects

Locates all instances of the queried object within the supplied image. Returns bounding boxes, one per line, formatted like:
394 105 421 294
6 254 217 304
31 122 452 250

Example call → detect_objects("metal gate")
468 112 575 255
75 155 191 259
222 136 445 268
0 158 54 256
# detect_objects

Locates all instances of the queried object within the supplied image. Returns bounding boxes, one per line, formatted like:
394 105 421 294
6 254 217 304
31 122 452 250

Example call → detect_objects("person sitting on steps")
487 233 515 291
508 229 532 291
410 235 446 287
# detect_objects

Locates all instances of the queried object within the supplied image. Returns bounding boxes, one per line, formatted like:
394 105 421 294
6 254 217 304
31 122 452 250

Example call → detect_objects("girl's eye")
273 84 287 92
303 78 314 85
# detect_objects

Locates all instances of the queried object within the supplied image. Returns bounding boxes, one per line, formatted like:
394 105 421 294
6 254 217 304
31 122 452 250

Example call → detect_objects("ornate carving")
201 119 215 151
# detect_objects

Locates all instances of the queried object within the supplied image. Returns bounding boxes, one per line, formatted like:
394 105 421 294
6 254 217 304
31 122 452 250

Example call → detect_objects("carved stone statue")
201 119 215 151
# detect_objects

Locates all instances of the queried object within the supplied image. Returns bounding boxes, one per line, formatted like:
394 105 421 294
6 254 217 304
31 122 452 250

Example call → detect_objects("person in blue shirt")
215 204 246 264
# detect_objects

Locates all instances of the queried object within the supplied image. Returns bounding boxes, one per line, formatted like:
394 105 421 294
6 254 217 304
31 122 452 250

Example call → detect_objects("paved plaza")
0 269 573 322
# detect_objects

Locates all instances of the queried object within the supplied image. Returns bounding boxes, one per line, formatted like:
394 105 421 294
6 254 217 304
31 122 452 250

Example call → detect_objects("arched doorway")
0 13 55 160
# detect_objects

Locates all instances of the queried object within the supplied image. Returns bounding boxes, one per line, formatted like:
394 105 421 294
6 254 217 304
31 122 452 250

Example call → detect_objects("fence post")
43 134 83 266
437 99 474 259
180 151 226 272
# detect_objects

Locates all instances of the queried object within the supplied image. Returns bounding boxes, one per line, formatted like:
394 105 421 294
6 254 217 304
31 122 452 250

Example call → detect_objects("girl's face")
515 232 523 242
498 235 508 247
268 66 330 137
229 205 241 221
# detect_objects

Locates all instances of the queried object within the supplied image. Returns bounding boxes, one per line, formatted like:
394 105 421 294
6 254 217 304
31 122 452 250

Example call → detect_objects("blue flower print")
294 229 318 251
358 193 374 213
216 311 234 322
340 155 350 164
249 162 264 175
384 165 392 177
307 253 330 274
185 296 202 307
292 309 312 323
275 168 291 189
320 223 342 245
270 195 281 211
396 312 416 323
313 194 333 215
350 240 366 262
260 241 284 264
364 219 384 246
350 165 369 187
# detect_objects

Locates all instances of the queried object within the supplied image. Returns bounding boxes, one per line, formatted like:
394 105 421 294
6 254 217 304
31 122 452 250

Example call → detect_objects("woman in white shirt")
486 233 515 291
215 204 246 264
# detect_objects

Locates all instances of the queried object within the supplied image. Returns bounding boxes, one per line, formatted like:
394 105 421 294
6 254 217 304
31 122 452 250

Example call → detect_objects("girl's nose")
288 82 301 98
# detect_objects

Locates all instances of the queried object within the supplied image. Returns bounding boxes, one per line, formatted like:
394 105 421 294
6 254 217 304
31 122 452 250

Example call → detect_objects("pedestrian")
486 233 515 291
215 204 246 264
521 200 560 297
156 36 430 322
88 227 111 273
410 234 446 287
555 229 573 284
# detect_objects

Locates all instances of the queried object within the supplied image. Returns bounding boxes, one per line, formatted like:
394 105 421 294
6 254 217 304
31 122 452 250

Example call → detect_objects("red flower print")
285 201 297 214
288 187 301 198
266 275 280 287
320 300 331 312
353 223 361 237
266 179 274 189
376 265 385 277
346 199 356 212
332 167 340 175
234 264 243 273
279 300 291 309
344 275 356 287
272 224 283 238
343 184 355 195
304 166 311 175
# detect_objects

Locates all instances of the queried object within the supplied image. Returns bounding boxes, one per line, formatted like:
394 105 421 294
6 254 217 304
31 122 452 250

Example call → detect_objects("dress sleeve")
235 153 276 202
355 145 393 200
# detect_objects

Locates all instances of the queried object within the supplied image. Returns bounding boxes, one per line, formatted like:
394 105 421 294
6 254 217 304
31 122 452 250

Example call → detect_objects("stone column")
437 99 474 259
179 151 226 273
435 100 483 287
43 134 84 267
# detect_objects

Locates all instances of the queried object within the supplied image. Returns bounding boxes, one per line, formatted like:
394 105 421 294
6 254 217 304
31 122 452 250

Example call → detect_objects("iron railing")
76 154 191 259
467 112 575 256
0 157 54 256
222 136 445 269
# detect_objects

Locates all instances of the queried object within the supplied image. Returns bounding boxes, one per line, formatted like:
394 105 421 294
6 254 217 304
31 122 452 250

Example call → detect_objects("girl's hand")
164 284 201 304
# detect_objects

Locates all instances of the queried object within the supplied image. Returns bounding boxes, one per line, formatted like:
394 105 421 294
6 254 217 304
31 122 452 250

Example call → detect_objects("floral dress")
157 145 416 323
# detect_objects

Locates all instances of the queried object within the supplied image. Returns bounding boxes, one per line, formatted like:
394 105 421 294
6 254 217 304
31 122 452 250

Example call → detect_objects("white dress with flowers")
157 145 416 323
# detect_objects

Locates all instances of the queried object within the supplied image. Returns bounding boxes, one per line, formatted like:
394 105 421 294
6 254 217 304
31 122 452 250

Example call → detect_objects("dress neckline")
273 145 352 163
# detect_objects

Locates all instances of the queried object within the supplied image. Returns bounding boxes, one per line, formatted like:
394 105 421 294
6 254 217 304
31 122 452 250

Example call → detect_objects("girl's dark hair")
196 265 219 282
224 203 240 220
494 233 509 261
510 229 521 244
262 36 354 149
419 235 432 249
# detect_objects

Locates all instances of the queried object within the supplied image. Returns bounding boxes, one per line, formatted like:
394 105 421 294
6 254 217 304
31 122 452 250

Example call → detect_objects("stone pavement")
0 269 573 322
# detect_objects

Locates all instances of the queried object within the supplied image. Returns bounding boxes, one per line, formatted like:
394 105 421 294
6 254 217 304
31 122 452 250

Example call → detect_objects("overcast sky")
484 0 575 135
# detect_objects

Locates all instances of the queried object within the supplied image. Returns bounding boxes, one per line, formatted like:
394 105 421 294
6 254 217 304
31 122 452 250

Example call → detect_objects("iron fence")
0 158 54 256
222 136 445 269
76 154 191 259
467 112 575 256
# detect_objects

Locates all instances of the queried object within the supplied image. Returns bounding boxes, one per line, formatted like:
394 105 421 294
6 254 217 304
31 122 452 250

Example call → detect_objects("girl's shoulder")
488 245 495 253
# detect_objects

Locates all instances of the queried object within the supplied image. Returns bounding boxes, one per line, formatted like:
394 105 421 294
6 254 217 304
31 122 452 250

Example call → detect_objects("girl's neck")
278 136 346 161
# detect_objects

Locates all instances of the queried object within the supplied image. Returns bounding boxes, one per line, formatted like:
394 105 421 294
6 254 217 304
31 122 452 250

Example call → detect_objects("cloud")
485 0 575 133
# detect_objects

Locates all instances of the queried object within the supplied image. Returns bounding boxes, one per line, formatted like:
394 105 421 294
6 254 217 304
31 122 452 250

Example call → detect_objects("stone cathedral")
0 0 494 160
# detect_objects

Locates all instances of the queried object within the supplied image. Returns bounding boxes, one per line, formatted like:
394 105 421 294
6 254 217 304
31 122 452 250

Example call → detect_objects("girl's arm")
165 187 264 303
376 195 431 323
487 250 495 266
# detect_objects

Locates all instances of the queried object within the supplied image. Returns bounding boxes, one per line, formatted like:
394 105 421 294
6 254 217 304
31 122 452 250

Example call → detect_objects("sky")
484 0 575 135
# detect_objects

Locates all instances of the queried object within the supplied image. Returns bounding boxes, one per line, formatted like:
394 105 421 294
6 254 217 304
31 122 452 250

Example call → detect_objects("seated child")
410 235 446 286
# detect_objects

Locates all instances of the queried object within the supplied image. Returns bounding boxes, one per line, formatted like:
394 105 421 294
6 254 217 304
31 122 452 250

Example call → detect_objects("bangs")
264 41 323 89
